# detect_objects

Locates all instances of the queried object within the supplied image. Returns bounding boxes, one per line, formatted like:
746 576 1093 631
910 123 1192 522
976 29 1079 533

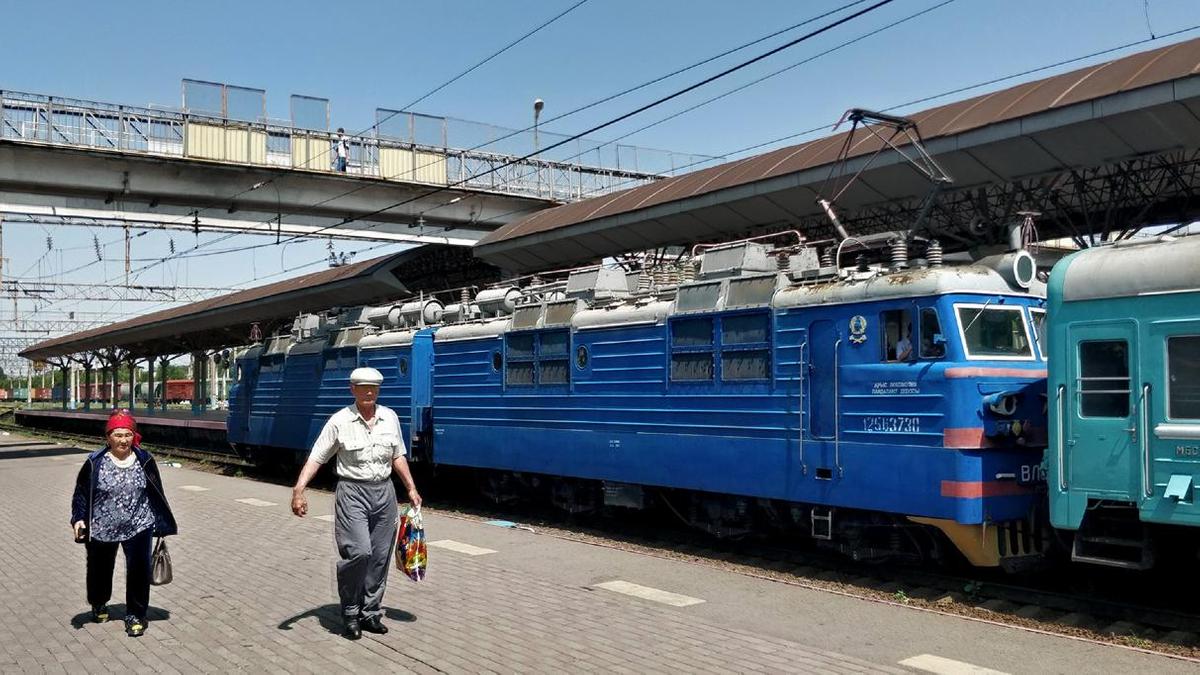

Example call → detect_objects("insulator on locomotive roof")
820 247 834 268
889 238 909 270
926 240 943 267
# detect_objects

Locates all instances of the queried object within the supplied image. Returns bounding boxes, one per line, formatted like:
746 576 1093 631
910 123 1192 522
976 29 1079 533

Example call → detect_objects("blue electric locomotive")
1047 234 1200 569
228 239 1050 569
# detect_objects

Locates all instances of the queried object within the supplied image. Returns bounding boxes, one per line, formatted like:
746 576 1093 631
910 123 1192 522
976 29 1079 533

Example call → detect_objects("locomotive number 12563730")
862 416 920 433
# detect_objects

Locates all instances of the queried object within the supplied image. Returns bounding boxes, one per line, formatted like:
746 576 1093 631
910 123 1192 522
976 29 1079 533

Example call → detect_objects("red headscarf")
105 409 143 448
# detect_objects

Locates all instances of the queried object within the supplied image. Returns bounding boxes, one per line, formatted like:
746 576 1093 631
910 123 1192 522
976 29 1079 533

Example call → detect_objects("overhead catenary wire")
31 15 1200 328
115 0 594 263
116 0 879 280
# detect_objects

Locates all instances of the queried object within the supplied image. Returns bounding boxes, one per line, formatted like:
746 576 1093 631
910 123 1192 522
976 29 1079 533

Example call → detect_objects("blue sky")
1 0 1198 327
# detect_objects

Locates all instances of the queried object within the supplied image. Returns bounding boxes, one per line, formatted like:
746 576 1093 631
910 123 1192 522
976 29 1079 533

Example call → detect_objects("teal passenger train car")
1047 235 1200 569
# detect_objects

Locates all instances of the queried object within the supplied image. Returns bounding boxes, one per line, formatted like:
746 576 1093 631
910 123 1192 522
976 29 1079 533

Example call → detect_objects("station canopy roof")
20 245 499 362
475 36 1200 271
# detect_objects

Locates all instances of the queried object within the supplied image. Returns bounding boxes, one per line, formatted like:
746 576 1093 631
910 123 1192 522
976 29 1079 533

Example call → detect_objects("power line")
268 0 899 246
468 0 959 210
117 0 876 280
119 0 593 266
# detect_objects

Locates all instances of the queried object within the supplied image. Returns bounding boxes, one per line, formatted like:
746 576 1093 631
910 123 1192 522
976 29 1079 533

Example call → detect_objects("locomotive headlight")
983 391 1019 417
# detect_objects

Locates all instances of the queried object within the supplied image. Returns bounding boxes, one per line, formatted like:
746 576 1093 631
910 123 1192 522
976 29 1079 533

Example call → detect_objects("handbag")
151 537 173 586
394 505 427 581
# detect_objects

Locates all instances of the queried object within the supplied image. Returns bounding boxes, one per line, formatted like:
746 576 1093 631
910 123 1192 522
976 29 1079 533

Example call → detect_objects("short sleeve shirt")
309 405 406 482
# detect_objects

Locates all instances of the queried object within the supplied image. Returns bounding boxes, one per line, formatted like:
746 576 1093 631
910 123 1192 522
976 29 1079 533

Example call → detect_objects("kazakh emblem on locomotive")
848 315 868 344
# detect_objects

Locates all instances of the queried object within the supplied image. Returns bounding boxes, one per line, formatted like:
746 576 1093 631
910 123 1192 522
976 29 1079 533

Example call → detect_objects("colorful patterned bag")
395 504 427 581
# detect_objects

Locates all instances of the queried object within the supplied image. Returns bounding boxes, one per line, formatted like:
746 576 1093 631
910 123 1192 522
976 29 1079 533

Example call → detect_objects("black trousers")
85 528 153 620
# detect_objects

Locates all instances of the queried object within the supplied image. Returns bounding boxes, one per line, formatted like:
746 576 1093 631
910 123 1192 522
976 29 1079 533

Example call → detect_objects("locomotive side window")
1167 335 1200 420
919 308 945 358
955 304 1033 360
1029 309 1047 359
721 313 770 381
671 318 714 381
1078 340 1130 418
505 333 536 386
538 330 570 385
881 310 913 361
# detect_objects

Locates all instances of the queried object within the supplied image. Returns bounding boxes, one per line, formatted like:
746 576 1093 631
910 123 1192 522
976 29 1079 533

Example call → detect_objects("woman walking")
70 409 177 637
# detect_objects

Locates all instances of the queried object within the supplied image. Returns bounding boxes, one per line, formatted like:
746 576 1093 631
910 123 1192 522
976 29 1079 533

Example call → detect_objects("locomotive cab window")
1030 308 1047 359
881 310 914 361
919 308 945 358
955 304 1033 360
1167 335 1200 420
1077 340 1130 418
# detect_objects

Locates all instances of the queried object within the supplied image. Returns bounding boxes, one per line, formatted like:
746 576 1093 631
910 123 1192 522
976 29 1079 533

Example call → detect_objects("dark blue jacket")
70 446 178 537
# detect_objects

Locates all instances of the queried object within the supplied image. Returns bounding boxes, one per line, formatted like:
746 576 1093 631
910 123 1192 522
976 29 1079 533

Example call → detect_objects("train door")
1065 321 1141 499
808 320 839 440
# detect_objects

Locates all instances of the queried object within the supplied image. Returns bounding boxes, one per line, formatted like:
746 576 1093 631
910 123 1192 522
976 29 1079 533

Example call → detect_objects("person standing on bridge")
70 409 177 638
333 127 350 172
291 367 422 640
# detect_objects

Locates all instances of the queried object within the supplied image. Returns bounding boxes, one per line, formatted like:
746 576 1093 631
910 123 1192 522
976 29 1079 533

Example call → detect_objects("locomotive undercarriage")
457 467 1027 569
1070 501 1200 571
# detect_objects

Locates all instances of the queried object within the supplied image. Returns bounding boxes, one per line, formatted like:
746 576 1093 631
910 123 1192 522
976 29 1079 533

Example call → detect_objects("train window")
673 318 713 346
491 350 503 373
540 360 569 385
539 330 569 357
398 357 409 377
505 362 535 386
1078 340 1130 418
575 345 589 370
722 313 769 345
955 305 1033 359
722 350 769 381
881 310 914 361
1029 309 1047 358
1167 336 1200 419
506 333 535 358
671 352 714 381
919 309 945 358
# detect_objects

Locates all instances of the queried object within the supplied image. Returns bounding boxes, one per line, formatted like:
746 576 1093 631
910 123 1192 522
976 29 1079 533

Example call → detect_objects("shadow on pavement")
277 604 416 635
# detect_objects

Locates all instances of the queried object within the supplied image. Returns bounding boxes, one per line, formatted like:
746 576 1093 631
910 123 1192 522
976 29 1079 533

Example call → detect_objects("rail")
0 89 682 203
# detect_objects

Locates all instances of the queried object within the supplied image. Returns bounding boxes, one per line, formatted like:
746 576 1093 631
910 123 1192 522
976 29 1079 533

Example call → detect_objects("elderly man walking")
291 367 422 640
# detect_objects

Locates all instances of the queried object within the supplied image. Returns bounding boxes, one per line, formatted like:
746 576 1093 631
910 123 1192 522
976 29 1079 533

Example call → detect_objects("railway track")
9 418 1198 660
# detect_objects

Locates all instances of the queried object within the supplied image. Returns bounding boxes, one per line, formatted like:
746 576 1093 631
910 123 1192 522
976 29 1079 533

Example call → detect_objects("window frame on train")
1166 334 1200 421
953 302 1036 361
1076 339 1132 419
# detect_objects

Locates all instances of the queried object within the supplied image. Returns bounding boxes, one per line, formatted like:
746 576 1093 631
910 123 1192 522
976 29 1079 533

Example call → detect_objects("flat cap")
349 367 384 386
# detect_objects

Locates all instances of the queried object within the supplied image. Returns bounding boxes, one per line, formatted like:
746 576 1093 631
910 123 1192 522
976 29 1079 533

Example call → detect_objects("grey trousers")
334 479 398 619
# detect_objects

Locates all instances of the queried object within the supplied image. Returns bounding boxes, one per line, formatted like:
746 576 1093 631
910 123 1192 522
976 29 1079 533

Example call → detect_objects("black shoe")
91 605 108 623
342 616 361 640
360 615 388 635
124 616 145 637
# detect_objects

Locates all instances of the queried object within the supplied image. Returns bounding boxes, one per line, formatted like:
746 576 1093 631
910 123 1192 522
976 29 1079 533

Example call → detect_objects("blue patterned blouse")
90 453 156 542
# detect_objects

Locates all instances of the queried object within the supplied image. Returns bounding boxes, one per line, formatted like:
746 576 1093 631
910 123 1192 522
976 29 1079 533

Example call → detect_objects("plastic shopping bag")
395 503 427 581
